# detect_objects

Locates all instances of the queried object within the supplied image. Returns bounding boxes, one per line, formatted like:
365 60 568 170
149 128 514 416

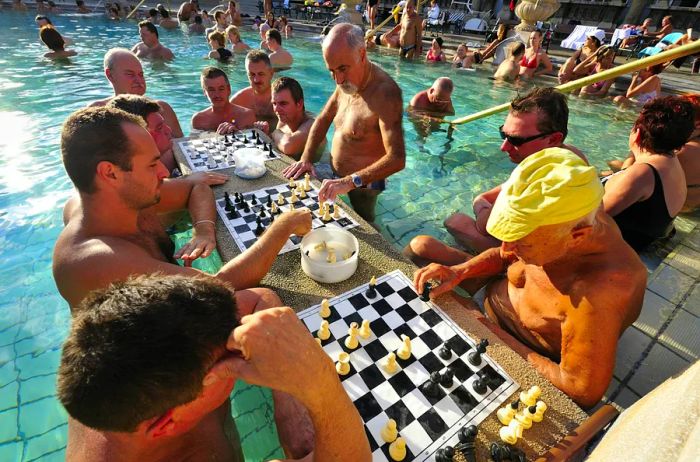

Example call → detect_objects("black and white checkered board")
215 181 360 254
177 129 280 172
297 271 518 462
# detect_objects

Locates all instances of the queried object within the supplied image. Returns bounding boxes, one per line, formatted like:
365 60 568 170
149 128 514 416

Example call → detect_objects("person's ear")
549 131 565 145
105 68 113 84
144 410 176 440
95 161 120 185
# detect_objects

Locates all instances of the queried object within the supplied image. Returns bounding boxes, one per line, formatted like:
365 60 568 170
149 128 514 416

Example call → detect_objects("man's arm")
274 118 319 161
191 110 210 131
603 165 653 217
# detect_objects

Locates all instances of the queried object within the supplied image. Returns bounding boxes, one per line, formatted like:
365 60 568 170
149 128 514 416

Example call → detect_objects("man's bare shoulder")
371 66 401 99
231 86 253 102
191 107 214 129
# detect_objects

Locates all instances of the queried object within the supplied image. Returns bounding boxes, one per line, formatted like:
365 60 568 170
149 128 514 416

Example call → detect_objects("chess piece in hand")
413 263 460 299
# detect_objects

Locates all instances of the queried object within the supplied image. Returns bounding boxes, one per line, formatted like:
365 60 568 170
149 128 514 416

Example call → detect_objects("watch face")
353 175 362 187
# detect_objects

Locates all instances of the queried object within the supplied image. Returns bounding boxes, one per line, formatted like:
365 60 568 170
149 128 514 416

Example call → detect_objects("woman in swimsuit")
602 97 694 250
226 25 250 53
472 24 511 64
558 31 603 84
578 47 616 97
519 30 552 79
614 63 666 106
426 37 446 62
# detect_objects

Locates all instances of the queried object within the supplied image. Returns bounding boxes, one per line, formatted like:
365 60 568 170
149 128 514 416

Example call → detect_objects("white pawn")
520 385 541 407
317 320 330 341
336 352 350 375
290 188 298 203
333 204 340 219
299 185 307 199
384 352 399 374
533 400 547 422
345 322 359 349
381 419 398 443
304 172 311 191
359 319 372 339
322 205 332 222
319 299 331 318
396 335 412 360
277 193 285 205
508 418 524 439
389 437 406 461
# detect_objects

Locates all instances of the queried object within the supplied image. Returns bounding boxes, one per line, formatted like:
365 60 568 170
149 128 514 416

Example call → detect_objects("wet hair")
272 76 304 111
510 41 526 57
107 95 162 125
148 8 158 17
208 31 226 48
267 28 282 46
159 8 170 19
201 66 230 85
634 96 694 155
61 107 145 193
194 15 202 24
215 10 226 21
225 25 241 41
246 49 271 68
40 25 65 51
510 87 569 140
57 275 238 432
647 63 665 75
434 37 443 48
35 15 52 25
138 20 159 38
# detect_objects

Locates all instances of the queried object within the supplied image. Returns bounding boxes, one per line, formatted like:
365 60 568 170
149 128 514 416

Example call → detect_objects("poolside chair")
450 0 473 14
638 32 684 58
462 17 487 33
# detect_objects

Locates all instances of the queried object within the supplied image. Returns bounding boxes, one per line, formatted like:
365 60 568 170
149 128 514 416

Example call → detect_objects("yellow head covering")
486 148 603 242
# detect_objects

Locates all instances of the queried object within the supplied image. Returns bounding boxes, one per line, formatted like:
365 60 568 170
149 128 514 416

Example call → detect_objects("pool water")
0 11 638 461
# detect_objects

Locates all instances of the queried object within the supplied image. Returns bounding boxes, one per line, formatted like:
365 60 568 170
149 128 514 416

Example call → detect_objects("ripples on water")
0 11 638 460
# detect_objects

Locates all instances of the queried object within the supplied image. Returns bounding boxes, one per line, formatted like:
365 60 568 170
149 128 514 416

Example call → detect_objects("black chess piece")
438 344 452 360
439 369 454 388
421 371 442 398
468 339 489 366
224 192 233 211
472 375 487 394
254 217 264 236
229 206 239 218
456 425 477 462
251 195 258 205
242 134 248 143
435 446 454 462
365 279 377 298
259 208 267 219
266 195 272 208
490 442 526 462
243 201 250 213
420 282 431 301
267 143 274 157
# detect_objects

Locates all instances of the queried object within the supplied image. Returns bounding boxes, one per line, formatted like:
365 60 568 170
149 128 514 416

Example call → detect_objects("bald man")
409 77 455 115
283 24 405 223
89 48 184 138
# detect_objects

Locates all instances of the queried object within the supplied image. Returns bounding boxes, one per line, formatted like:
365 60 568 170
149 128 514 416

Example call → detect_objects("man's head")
510 41 526 59
226 25 241 43
61 107 168 205
40 25 65 51
214 10 227 26
631 96 694 155
138 20 159 46
487 148 604 266
271 77 304 124
208 31 226 49
427 77 453 105
500 88 569 163
107 95 173 156
148 8 158 19
662 15 672 27
266 28 282 51
200 66 231 110
322 24 367 95
35 14 52 27
57 274 238 435
405 0 415 14
194 14 202 25
104 48 146 95
245 50 273 94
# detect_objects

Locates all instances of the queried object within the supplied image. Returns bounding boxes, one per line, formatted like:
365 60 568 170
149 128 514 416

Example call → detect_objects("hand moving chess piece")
319 298 331 318
381 419 398 443
396 334 411 360
389 437 406 461
317 320 330 341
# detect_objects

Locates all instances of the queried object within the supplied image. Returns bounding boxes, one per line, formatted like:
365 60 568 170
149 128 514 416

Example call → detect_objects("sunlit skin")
409 79 454 116
519 31 552 78
144 111 175 173
132 26 174 60
192 76 256 133
230 59 276 126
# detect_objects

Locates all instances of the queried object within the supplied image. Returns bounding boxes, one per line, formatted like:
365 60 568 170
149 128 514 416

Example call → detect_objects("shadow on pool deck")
375 206 700 412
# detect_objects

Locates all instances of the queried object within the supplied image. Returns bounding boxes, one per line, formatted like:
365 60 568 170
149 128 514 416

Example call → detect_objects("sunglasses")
499 125 553 147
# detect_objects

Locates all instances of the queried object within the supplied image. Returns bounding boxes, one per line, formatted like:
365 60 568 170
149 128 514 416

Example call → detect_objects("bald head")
103 48 146 96
434 77 453 93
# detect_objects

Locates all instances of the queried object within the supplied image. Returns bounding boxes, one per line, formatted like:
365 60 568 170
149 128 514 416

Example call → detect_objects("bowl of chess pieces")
232 147 267 179
300 226 359 283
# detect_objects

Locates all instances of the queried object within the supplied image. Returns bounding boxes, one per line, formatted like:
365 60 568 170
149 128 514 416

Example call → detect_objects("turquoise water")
0 11 638 461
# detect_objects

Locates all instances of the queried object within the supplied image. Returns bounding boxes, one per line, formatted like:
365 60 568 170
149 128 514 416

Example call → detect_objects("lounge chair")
638 31 684 57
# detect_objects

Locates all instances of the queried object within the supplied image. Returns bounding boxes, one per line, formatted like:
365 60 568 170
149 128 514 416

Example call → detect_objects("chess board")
177 129 280 172
297 271 519 462
215 181 360 254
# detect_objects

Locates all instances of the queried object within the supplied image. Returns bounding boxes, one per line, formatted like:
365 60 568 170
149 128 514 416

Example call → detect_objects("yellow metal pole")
448 39 700 126
126 0 147 19
364 0 430 39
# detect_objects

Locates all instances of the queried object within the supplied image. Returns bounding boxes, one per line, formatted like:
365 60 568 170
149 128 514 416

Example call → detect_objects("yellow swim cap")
486 147 603 242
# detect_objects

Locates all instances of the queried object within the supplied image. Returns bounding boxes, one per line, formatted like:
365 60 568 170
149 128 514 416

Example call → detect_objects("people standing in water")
40 26 77 59
409 77 454 115
494 42 525 82
558 30 604 84
131 21 174 60
231 50 278 129
399 0 422 59
192 67 256 133
519 30 552 79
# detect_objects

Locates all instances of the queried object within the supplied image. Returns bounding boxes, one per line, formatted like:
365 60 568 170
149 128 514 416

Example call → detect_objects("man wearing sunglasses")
408 88 585 257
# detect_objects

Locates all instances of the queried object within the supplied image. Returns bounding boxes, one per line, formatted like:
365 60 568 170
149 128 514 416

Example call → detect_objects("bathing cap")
486 147 603 242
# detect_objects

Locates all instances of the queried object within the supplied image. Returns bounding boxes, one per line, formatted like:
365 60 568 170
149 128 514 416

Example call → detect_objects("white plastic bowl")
300 227 359 283
233 147 267 179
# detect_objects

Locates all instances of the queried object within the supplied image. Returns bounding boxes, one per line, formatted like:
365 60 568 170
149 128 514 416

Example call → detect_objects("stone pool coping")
174 133 589 461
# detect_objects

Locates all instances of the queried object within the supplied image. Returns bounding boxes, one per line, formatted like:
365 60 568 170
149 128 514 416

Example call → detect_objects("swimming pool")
0 11 638 461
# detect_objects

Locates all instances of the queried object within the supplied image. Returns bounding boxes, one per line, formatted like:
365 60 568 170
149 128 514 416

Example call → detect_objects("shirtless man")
283 24 405 223
255 77 325 160
399 0 422 59
177 0 197 22
157 6 179 29
57 275 371 462
409 77 455 115
76 0 91 13
412 148 646 408
132 21 174 61
426 88 586 253
266 28 294 69
206 11 228 36
231 50 278 128
192 67 256 134
90 48 183 138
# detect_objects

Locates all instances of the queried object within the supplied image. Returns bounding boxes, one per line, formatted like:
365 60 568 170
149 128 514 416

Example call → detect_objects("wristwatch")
351 173 363 189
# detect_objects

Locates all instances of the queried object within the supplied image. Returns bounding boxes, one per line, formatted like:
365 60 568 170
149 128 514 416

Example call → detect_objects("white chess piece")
332 204 340 219
396 335 411 360
389 437 406 461
304 172 311 191
336 352 350 375
381 419 398 443
344 322 359 349
319 299 331 318
277 193 285 205
317 320 331 340
384 352 399 374
359 320 371 339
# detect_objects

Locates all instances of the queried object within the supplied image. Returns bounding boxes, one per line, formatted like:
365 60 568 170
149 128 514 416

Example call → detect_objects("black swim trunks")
375 33 382 45
369 0 378 6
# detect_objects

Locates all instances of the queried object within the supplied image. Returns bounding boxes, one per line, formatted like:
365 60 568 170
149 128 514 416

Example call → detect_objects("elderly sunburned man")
411 148 646 408
283 24 405 223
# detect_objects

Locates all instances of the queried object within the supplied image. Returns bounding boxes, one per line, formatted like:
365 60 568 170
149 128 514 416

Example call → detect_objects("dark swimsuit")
375 33 382 45
217 47 232 61
605 164 675 250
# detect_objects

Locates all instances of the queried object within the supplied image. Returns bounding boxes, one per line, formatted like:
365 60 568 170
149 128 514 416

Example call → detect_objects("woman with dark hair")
558 30 603 83
519 29 553 78
40 25 77 58
577 46 616 97
426 37 446 62
614 63 666 106
602 96 695 250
